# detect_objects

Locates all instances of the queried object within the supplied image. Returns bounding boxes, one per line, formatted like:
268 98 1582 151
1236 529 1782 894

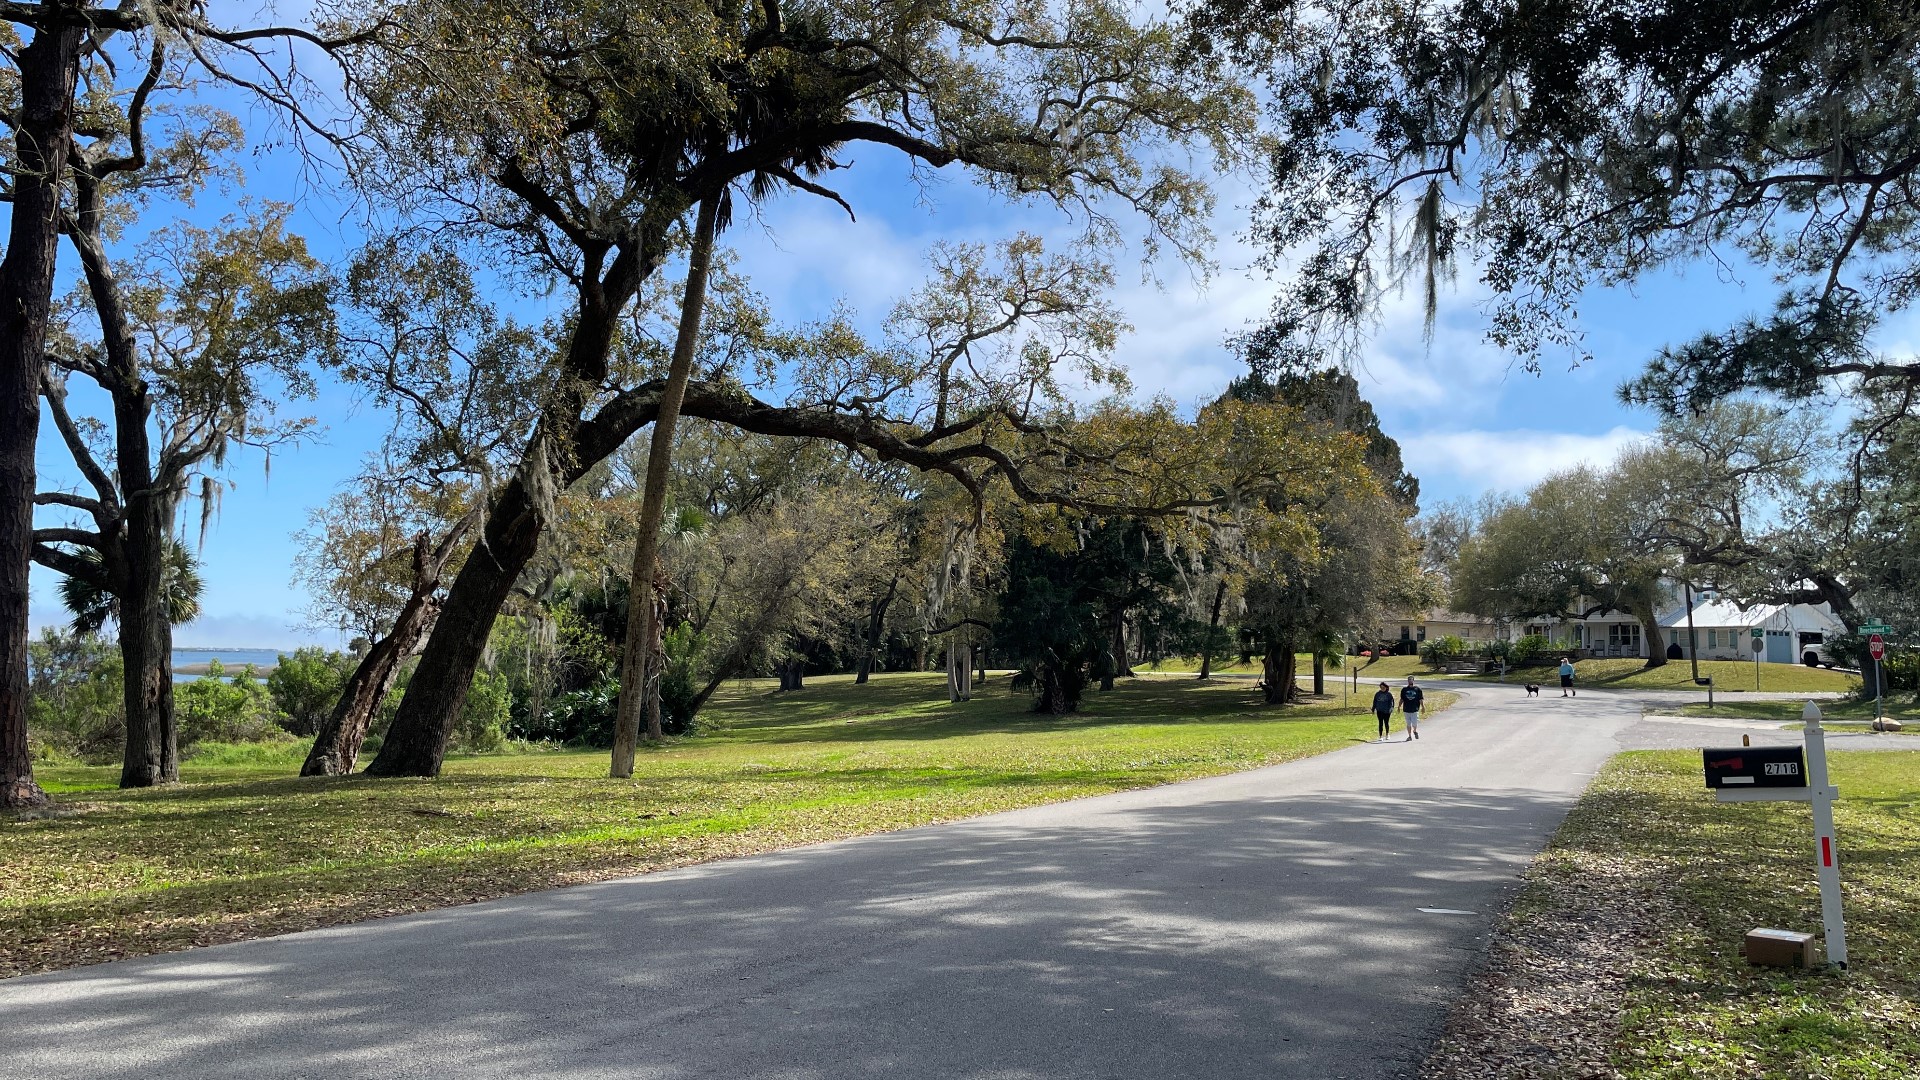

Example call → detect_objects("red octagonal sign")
1870 633 1886 660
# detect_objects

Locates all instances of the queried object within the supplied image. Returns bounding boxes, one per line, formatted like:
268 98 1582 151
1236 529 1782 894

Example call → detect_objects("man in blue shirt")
1400 676 1425 741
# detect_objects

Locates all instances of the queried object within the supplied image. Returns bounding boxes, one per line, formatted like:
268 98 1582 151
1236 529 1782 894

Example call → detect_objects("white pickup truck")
1799 631 1834 668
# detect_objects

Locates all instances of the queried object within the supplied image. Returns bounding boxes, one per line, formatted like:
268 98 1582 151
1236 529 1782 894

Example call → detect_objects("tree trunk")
855 575 898 685
110 369 175 788
688 657 738 717
117 512 176 787
947 641 972 702
1312 652 1325 696
1036 664 1071 714
63 143 188 788
1 21 82 810
1113 615 1135 677
365 478 545 778
1262 641 1298 705
613 199 719 776
303 532 454 776
1639 614 1668 669
640 558 669 736
1197 579 1226 680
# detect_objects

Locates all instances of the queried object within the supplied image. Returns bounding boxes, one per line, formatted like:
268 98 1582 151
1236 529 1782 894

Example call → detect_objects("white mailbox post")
1708 701 1847 967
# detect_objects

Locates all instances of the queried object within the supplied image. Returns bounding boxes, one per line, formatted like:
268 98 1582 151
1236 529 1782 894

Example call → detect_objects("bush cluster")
1418 635 1467 665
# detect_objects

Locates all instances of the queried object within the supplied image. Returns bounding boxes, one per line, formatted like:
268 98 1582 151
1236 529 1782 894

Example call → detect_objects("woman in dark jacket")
1372 682 1395 740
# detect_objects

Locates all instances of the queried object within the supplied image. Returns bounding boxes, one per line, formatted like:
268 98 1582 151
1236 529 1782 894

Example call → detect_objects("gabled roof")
1657 599 1784 629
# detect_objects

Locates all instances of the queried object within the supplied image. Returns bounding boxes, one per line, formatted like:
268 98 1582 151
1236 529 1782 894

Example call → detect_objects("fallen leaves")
1419 750 1920 1080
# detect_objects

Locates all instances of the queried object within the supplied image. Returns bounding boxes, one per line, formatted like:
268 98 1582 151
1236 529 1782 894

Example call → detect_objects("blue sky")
24 38 1817 650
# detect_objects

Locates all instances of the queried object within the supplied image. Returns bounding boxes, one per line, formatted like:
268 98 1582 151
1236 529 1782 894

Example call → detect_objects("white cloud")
1399 426 1652 495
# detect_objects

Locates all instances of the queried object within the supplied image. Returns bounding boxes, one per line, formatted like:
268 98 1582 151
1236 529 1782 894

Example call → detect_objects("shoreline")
172 661 279 677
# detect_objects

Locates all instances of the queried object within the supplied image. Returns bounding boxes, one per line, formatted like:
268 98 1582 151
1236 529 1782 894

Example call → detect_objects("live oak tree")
1611 401 1843 613
1452 468 1677 668
0 0 365 805
1843 393 1920 638
37 208 332 787
341 0 1255 777
1189 0 1920 419
296 240 541 776
1221 369 1424 703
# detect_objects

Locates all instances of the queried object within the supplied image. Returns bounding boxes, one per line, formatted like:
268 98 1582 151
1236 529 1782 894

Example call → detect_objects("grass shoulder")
4 671 1426 980
1666 698 1920 731
1424 749 1920 1080
1505 658 1861 693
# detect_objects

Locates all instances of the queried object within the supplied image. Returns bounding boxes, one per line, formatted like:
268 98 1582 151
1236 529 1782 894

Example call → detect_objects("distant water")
171 647 284 683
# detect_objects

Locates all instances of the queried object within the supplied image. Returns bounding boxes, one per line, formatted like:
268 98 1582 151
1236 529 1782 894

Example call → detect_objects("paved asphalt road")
2 685 1905 1080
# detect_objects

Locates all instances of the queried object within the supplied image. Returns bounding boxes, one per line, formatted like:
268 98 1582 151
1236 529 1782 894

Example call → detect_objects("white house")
1658 598 1847 666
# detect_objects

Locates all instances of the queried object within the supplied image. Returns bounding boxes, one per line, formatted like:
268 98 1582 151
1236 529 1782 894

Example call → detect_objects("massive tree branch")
31 542 109 587
40 370 119 510
32 526 104 549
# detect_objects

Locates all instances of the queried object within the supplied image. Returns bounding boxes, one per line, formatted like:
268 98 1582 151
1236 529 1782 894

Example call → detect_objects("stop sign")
1870 633 1886 660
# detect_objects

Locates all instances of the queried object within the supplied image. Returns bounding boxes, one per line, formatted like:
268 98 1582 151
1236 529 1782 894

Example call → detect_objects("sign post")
1804 702 1848 968
1868 634 1887 727
1750 631 1764 690
1862 621 1893 717
1701 702 1848 967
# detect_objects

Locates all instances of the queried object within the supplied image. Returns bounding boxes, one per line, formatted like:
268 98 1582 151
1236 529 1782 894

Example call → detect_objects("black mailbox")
1703 746 1807 788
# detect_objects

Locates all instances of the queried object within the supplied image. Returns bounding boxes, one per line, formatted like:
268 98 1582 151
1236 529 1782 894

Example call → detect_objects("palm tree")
58 541 204 634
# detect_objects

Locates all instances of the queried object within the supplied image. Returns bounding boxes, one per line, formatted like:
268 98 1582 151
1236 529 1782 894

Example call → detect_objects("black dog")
1524 683 1540 696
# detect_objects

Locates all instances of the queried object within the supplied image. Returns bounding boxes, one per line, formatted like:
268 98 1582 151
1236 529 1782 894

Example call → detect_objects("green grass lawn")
1137 653 1273 675
2 671 1448 979
1510 750 1920 1078
1140 652 1435 682
1523 658 1859 693
1668 698 1920 731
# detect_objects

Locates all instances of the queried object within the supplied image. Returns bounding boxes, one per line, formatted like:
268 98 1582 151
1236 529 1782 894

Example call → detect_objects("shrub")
528 675 618 746
455 670 510 752
176 661 281 747
1885 650 1920 693
267 647 354 736
1510 634 1554 667
658 624 707 736
1419 635 1466 665
25 628 124 763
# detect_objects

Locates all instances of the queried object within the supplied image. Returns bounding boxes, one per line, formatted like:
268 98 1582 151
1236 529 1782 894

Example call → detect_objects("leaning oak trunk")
365 477 545 777
0 21 81 810
613 198 719 774
1197 580 1226 680
302 619 421 777
303 534 450 776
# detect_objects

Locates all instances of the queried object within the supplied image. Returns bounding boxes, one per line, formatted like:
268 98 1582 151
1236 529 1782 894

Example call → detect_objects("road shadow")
3 783 1576 1080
